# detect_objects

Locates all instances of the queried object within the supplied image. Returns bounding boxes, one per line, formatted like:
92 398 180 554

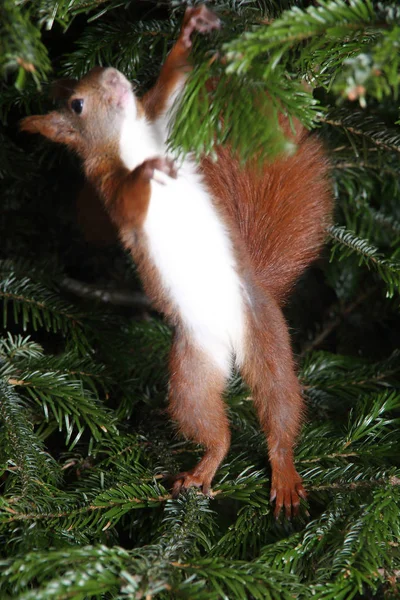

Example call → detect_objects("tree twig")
300 286 377 357
60 277 151 309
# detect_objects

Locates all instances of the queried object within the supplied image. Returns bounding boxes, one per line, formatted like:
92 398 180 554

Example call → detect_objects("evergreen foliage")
1 0 400 598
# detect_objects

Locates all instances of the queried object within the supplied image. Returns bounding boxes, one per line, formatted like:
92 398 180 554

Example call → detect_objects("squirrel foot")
181 5 221 48
171 471 213 498
270 469 307 519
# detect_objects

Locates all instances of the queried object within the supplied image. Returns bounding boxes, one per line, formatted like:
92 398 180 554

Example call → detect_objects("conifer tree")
1 0 400 598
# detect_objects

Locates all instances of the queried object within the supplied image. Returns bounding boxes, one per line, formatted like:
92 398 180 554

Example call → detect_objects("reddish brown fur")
144 34 190 120
201 119 332 304
144 6 220 119
82 157 176 236
20 6 332 518
186 92 331 517
241 289 307 516
169 328 230 497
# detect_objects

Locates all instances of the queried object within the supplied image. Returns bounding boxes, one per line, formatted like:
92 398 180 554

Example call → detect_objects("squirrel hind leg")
168 328 231 497
240 296 307 519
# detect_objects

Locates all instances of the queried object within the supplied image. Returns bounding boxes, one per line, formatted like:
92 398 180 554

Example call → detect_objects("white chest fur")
119 111 245 376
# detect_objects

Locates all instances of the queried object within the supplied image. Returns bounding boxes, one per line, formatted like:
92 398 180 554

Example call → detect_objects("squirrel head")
21 67 140 161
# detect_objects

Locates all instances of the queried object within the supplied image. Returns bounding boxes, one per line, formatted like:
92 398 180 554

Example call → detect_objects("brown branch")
310 475 400 493
300 286 376 357
3 493 171 524
299 451 360 464
60 277 151 309
2 488 222 525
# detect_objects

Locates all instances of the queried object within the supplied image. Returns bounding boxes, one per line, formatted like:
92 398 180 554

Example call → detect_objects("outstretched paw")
181 5 221 48
270 475 307 520
171 471 212 498
142 157 177 185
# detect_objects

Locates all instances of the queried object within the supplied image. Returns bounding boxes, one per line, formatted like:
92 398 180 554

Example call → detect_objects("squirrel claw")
271 479 307 520
142 157 177 184
171 471 212 498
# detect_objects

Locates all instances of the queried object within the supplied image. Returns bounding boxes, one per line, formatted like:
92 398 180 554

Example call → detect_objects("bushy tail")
201 119 332 305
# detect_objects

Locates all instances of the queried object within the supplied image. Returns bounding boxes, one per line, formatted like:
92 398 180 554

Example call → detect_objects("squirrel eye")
70 98 84 114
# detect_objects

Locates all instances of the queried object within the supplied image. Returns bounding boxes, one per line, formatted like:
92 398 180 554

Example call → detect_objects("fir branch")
154 491 216 561
324 109 400 154
0 378 61 495
346 390 400 445
1 482 169 527
221 0 400 115
330 150 400 216
1 0 400 596
332 37 400 104
328 225 400 296
93 318 171 393
0 333 43 362
0 260 89 352
5 366 117 446
0 542 306 600
0 349 108 391
216 466 271 506
170 64 305 162
60 17 176 82
302 351 400 396
33 0 126 28
0 544 132 600
210 503 273 560
1 0 52 88
224 0 375 76
171 0 400 160
259 479 400 594
311 485 400 598
296 391 400 492
174 557 305 599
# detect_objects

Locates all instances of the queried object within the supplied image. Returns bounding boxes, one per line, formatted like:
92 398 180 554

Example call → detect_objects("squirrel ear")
20 112 80 148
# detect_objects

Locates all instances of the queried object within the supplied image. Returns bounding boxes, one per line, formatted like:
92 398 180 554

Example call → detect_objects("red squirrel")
21 6 332 518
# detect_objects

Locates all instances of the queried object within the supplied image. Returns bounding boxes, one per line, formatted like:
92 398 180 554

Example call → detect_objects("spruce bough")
1 1 400 598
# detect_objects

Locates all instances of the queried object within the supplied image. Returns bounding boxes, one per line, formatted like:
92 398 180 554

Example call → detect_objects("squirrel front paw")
142 157 177 185
181 5 221 48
